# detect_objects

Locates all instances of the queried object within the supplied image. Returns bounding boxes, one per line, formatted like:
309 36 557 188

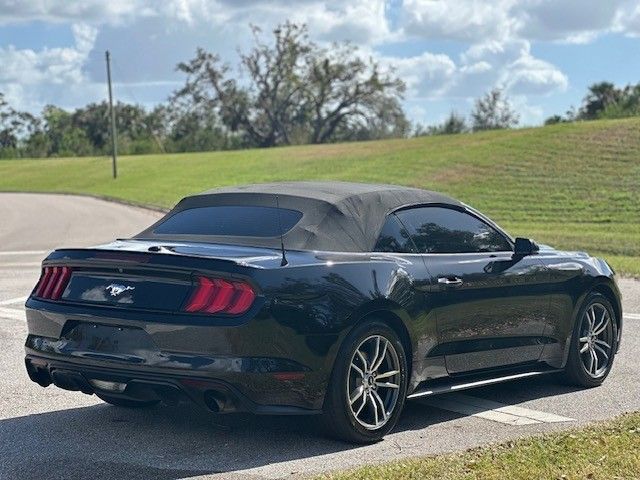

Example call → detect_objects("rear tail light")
184 276 256 315
34 266 72 300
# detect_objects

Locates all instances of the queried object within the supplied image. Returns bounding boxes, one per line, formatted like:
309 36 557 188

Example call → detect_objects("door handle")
438 276 463 288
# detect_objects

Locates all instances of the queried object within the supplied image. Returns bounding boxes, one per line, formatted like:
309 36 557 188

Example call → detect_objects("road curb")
0 190 170 214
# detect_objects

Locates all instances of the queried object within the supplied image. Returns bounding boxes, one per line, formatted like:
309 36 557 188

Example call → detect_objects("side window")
374 214 416 253
396 207 512 254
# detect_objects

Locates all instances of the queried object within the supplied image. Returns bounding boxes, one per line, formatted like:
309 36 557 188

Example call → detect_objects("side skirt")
407 366 562 399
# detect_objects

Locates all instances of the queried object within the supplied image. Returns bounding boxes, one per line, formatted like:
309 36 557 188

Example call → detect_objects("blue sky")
1 1 639 126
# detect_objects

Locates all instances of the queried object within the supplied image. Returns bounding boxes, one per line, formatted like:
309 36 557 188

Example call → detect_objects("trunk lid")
62 268 192 311
34 240 278 313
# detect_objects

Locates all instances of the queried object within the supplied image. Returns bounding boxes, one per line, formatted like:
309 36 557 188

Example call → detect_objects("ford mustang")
24 182 622 443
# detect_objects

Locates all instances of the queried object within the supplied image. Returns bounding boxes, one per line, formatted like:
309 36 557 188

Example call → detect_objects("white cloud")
512 0 622 43
501 53 568 96
0 22 98 109
457 38 567 97
305 1 392 44
509 94 544 126
0 0 152 25
400 0 516 42
0 0 635 124
221 0 393 45
460 61 492 75
386 51 456 98
406 103 428 123
0 0 392 44
398 0 640 43
385 37 566 104
0 23 96 86
461 38 527 66
3 0 639 44
71 24 98 54
613 1 640 37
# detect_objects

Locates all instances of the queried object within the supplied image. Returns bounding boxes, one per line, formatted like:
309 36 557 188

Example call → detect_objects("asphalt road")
0 192 638 480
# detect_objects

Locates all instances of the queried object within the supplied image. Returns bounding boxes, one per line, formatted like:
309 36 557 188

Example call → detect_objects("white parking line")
0 307 24 321
421 396 540 425
0 262 42 268
0 250 47 256
448 394 573 423
0 296 27 306
625 313 640 320
420 393 574 426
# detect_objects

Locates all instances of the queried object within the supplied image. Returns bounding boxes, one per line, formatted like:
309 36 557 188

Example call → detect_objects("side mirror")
514 237 539 256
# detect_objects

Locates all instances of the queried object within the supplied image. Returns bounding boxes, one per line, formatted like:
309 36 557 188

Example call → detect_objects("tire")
96 393 160 408
562 292 618 388
320 320 408 444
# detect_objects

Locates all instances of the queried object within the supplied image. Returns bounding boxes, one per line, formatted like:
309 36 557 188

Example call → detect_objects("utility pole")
105 50 117 179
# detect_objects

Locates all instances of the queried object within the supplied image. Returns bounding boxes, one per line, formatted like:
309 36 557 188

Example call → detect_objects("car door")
395 205 550 374
373 214 446 386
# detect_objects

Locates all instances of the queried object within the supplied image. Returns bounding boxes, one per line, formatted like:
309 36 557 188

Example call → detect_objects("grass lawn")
1 118 638 275
319 412 640 480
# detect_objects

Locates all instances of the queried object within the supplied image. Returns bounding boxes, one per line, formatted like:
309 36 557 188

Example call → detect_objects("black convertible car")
25 182 622 443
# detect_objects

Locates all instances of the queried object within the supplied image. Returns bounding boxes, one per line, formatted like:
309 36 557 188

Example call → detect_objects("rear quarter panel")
252 253 428 375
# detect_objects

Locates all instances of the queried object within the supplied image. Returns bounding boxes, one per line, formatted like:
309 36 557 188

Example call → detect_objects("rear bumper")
24 299 340 413
25 352 322 415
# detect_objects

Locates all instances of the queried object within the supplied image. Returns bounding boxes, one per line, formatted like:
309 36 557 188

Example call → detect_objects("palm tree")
581 82 621 119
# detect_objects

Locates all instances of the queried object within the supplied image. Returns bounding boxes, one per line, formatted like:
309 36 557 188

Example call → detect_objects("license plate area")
60 322 158 359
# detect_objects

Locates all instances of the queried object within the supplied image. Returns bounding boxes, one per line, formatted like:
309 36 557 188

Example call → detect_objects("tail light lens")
34 266 72 300
184 276 256 315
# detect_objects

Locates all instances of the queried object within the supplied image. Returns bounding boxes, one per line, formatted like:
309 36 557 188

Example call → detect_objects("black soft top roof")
136 181 462 252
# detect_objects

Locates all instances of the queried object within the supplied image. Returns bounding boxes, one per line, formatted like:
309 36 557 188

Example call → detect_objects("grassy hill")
1 118 638 275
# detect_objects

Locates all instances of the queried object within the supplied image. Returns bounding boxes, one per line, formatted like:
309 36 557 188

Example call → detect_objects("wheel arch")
361 309 413 375
568 277 623 357
591 279 623 351
343 300 415 378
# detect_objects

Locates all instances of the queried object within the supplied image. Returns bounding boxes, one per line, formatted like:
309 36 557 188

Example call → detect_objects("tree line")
544 81 640 125
1 22 639 159
0 22 410 159
417 80 640 136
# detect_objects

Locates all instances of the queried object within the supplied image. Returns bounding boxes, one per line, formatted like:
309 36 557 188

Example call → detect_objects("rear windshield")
153 206 303 237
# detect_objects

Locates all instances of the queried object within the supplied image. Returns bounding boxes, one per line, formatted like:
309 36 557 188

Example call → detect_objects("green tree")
162 101 235 153
0 93 39 156
58 128 94 157
304 43 406 143
23 131 51 157
598 83 640 119
41 105 73 155
544 114 568 125
425 111 468 135
72 102 111 152
579 82 622 120
174 22 406 147
471 89 519 131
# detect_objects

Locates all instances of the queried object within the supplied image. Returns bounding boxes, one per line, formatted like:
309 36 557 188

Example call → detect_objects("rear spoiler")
45 240 285 270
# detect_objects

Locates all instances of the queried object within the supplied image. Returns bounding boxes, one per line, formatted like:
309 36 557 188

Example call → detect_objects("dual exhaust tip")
26 360 230 413
88 379 127 393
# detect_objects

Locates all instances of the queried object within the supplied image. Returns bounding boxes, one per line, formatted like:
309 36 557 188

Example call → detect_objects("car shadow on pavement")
0 376 580 480
0 400 460 480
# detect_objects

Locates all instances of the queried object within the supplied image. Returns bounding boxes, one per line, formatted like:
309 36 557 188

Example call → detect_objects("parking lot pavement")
0 193 638 480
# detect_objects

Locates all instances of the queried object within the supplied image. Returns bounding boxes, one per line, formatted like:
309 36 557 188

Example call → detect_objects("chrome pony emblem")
105 284 135 297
